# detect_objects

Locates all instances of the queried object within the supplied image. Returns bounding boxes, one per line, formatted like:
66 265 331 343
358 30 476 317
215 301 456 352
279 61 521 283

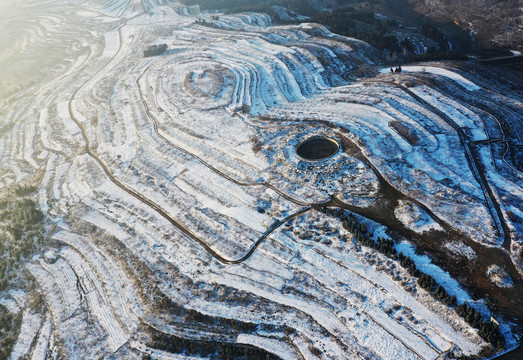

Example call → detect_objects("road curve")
366 78 511 248
63 20 321 265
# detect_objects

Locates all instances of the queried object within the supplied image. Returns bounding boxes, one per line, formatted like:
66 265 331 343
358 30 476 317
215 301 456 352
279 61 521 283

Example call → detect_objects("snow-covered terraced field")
1 0 521 359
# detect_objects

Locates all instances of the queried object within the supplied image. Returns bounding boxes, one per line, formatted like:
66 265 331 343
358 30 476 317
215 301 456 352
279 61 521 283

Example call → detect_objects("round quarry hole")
296 136 340 161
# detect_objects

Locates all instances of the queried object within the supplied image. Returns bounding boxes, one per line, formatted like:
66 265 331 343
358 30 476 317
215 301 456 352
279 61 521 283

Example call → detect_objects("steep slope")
408 0 523 50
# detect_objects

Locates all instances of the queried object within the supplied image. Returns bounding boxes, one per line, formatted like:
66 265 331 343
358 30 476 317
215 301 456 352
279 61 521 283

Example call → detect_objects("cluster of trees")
0 304 20 360
14 185 38 197
311 11 402 53
404 23 468 61
143 44 168 58
147 326 281 359
310 11 355 32
147 284 295 358
340 211 399 258
182 0 474 63
347 11 376 25
389 120 420 146
0 193 45 291
185 308 259 333
313 206 505 350
194 18 224 29
156 292 279 335
195 18 211 26
319 208 395 257
456 303 505 349
303 8 470 62
393 251 457 306
409 47 468 62
0 186 43 358
420 24 447 49
181 0 470 63
181 0 315 16
417 273 457 306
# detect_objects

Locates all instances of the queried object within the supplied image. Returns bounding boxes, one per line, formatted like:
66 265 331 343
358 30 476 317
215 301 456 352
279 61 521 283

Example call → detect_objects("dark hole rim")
295 136 340 161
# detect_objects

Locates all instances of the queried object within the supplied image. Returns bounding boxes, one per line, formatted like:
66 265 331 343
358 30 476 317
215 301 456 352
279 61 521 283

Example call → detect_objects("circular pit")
296 136 340 161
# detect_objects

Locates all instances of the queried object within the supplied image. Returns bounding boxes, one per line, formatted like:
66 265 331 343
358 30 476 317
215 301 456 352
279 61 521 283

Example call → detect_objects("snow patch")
394 200 443 234
381 66 481 91
486 265 514 288
444 241 476 260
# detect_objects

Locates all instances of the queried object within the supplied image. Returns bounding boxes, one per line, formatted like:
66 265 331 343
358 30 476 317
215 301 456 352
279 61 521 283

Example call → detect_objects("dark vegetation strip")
0 305 22 360
144 324 282 360
312 204 506 354
0 185 45 359
181 0 469 62
181 0 316 16
109 247 297 359
309 11 469 61
143 44 167 57
154 295 291 336
0 185 45 291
